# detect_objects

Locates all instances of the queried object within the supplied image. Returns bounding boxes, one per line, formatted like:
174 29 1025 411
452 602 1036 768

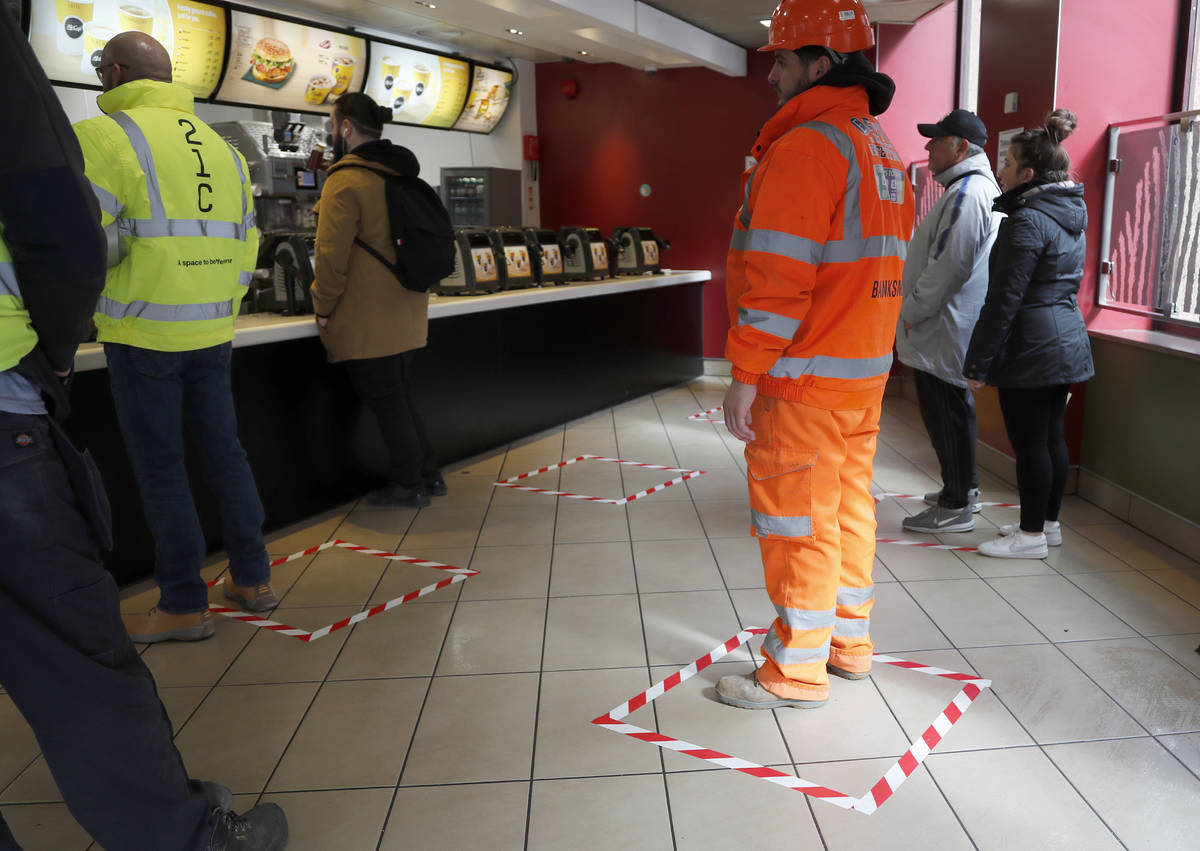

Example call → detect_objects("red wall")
1057 0 1180 333
875 5 960 168
535 53 778 358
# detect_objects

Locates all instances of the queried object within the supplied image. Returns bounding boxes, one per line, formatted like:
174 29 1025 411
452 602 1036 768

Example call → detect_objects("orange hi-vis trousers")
746 395 881 702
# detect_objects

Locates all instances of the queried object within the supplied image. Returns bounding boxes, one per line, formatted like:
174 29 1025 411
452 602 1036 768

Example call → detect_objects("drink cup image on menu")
55 0 93 55
391 70 414 112
79 21 116 73
380 56 401 91
412 63 430 96
331 54 355 95
118 3 154 34
249 37 294 85
304 74 335 105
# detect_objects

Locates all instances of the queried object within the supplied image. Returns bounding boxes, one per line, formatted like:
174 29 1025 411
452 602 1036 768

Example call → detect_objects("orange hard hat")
759 0 875 54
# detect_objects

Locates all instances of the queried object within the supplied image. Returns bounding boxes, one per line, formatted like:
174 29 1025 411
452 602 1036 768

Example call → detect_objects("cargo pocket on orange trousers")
745 445 818 541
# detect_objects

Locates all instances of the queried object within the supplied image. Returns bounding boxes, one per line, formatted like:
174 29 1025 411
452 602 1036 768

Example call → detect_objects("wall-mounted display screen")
27 0 226 98
214 10 365 112
452 64 513 134
363 41 469 129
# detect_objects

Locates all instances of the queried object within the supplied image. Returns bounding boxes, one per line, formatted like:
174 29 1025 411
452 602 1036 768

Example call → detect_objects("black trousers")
343 352 438 489
997 385 1071 533
914 369 979 509
0 411 211 851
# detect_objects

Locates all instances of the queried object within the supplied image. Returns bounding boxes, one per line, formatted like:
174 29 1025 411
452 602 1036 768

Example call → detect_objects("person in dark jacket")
0 7 286 849
311 92 445 507
964 109 1095 559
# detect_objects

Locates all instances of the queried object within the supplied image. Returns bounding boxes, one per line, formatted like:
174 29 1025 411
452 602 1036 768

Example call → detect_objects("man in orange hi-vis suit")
716 0 914 710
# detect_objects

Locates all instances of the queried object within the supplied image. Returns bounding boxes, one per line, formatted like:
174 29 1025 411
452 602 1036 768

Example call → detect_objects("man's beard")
332 132 346 161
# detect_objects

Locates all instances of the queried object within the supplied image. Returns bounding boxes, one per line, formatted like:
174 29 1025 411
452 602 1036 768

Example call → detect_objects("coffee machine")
435 229 502 295
523 229 566 286
213 119 326 313
488 228 536 290
612 227 669 275
559 227 610 282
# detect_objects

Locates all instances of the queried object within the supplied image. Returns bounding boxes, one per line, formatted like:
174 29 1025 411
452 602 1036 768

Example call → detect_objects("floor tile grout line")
613 397 678 851
1149 733 1200 784
522 425 566 851
1055 568 1200 659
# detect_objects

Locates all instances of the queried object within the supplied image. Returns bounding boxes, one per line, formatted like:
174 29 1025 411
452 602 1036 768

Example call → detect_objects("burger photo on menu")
246 37 294 86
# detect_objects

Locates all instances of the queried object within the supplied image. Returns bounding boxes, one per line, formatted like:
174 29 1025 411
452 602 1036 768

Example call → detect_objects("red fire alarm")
561 78 579 99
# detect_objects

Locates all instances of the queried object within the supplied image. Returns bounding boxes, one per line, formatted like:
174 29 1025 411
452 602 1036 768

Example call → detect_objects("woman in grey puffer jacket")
964 109 1094 559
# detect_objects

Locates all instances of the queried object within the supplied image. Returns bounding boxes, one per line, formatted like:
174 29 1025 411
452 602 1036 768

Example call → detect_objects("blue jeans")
105 342 268 613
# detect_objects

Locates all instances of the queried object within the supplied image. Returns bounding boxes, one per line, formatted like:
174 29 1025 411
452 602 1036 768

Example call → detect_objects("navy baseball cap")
918 109 988 148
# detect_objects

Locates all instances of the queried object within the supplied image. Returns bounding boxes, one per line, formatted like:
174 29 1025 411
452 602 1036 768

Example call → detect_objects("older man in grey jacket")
897 110 1001 534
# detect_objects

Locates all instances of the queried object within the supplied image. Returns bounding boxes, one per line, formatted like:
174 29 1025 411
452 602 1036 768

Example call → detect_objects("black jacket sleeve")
0 5 106 416
963 211 1044 383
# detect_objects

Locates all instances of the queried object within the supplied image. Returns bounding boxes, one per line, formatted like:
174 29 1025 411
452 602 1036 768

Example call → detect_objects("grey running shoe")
923 487 982 513
902 504 975 533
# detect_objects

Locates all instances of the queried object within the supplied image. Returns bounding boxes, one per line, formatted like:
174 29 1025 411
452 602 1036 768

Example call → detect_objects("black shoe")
425 472 448 497
206 803 288 851
366 482 432 508
199 780 233 813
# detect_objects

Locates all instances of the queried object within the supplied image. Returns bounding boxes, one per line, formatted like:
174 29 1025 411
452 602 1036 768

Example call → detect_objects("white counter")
74 270 711 373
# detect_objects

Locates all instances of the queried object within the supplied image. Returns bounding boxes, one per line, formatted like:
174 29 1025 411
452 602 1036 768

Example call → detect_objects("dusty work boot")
205 803 288 851
715 672 825 710
223 581 279 612
123 607 214 644
902 504 975 533
924 487 982 513
827 662 870 681
366 482 431 508
998 521 1062 546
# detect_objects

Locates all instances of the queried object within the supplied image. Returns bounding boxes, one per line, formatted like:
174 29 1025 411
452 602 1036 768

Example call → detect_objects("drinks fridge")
440 167 521 228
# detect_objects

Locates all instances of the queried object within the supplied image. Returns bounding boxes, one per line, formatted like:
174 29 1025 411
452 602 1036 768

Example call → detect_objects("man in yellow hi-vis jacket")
74 32 277 643
717 0 914 710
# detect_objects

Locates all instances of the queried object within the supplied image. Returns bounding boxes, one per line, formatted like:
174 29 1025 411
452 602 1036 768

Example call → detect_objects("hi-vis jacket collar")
751 84 870 160
97 79 195 116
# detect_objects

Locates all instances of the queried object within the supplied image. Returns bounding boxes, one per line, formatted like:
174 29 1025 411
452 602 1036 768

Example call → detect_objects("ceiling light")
760 19 771 27
507 27 525 35
578 50 588 56
415 1 437 8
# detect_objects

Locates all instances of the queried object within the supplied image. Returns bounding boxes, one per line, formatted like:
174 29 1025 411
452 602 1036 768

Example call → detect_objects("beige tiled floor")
3 379 1200 849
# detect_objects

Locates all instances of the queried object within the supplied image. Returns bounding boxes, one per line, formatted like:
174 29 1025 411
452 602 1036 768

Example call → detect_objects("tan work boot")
223 581 278 612
715 672 826 709
123 607 214 644
827 662 870 681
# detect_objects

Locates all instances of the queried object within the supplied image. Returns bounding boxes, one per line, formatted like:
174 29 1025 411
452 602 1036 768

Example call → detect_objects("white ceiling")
273 0 954 76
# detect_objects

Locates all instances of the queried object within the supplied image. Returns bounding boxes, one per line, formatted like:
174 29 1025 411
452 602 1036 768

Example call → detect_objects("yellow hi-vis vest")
0 228 39 373
73 80 258 352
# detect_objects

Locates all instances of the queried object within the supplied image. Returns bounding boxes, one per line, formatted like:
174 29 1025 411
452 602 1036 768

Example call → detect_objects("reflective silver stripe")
801 121 861 241
237 270 253 288
738 307 801 341
124 219 244 239
767 353 894 381
837 585 875 607
774 603 835 632
227 143 253 231
738 160 761 229
823 234 908 263
109 112 247 243
735 229 823 265
751 509 813 538
103 223 124 268
89 181 122 219
96 294 233 322
0 262 20 298
111 112 166 222
764 632 830 666
833 616 871 637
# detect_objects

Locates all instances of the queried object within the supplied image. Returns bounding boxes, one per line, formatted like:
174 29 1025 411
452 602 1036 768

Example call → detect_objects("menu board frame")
455 59 515 135
20 0 231 99
211 2 367 116
361 32 472 131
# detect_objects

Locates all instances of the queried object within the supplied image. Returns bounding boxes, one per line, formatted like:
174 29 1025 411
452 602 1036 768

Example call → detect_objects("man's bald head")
101 31 172 89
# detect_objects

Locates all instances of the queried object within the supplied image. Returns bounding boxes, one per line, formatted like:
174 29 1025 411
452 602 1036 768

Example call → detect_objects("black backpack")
337 164 456 293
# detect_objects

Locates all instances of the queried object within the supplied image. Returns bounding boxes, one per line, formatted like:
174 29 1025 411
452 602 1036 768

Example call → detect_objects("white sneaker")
998 521 1062 546
924 488 982 513
977 530 1048 559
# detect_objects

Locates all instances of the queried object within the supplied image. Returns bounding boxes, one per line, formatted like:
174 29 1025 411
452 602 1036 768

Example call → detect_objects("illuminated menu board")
364 40 469 129
27 0 226 98
215 10 366 113
452 64 513 134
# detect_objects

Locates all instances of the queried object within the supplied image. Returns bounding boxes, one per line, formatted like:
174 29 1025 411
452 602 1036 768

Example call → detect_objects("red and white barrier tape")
494 454 706 505
205 540 477 642
873 492 1019 509
592 628 991 815
687 406 725 424
875 538 979 553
